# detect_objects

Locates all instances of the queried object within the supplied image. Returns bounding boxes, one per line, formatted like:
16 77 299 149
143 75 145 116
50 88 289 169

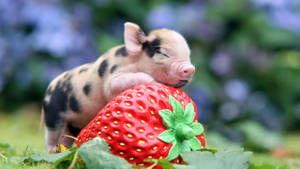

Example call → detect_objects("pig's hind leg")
45 121 79 152
43 87 70 153
45 126 65 153
43 106 66 152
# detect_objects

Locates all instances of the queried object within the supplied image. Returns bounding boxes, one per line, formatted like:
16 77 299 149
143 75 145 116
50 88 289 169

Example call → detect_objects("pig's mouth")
172 80 189 88
160 80 188 88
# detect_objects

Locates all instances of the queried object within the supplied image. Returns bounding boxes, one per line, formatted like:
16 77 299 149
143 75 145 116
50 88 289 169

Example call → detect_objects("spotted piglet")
42 22 195 152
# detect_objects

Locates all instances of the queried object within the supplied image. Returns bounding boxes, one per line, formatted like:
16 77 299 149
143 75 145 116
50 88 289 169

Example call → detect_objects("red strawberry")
76 82 205 167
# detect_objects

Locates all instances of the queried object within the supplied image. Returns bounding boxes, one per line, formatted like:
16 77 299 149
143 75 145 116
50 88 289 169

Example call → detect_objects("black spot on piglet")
79 67 88 74
142 38 161 58
115 46 128 57
110 64 119 73
83 83 91 96
69 94 81 113
98 59 108 77
43 82 71 129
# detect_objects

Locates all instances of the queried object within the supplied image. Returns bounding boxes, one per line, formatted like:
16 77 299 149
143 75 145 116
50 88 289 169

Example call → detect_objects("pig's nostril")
182 66 195 76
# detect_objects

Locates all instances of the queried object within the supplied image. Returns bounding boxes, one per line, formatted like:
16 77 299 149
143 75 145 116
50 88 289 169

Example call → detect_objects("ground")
0 107 300 169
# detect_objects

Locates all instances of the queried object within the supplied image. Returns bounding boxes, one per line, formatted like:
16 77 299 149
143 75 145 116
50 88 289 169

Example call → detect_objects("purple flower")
0 39 4 91
22 0 97 58
8 33 30 62
0 38 6 63
64 55 90 70
146 2 218 41
270 8 300 35
245 46 270 71
210 49 233 75
176 3 205 31
31 27 79 56
224 79 250 102
71 3 93 29
175 2 218 41
189 22 221 42
0 0 25 27
251 0 287 8
146 5 176 29
42 62 66 82
251 0 300 35
252 0 300 9
22 1 72 56
22 0 68 29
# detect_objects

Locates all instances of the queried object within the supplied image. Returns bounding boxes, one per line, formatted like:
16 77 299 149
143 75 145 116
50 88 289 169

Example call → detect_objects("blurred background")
0 0 300 162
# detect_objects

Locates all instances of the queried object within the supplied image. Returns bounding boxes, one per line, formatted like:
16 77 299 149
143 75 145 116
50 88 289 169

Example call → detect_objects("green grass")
250 133 300 169
0 111 300 169
0 111 51 168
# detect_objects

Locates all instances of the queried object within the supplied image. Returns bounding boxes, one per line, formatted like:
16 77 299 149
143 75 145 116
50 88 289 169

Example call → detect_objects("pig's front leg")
105 72 154 100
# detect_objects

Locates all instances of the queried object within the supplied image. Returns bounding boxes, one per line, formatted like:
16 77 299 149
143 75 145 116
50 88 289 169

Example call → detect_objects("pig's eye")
156 50 169 58
153 50 169 61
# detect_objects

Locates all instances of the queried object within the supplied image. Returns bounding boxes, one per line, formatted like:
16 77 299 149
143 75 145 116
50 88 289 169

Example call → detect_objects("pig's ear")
124 22 146 55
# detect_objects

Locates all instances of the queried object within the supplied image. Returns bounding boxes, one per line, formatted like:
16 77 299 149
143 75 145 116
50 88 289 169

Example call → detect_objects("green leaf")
78 137 131 169
248 163 289 169
169 96 185 122
166 141 181 161
189 137 202 151
182 140 191 152
190 123 204 136
0 143 10 149
159 109 174 128
0 143 16 157
205 132 241 149
157 159 176 169
235 121 284 151
159 130 176 143
198 148 218 154
23 148 76 166
184 103 195 123
80 136 110 152
181 149 252 169
173 164 196 169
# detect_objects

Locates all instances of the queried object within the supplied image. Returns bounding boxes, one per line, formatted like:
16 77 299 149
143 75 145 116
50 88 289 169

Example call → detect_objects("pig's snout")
178 64 195 80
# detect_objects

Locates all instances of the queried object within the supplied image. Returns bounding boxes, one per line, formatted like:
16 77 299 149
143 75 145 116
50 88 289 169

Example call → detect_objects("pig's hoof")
49 144 68 153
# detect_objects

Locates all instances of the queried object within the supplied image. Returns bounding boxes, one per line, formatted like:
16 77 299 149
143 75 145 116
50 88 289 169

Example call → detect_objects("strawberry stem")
62 135 78 141
158 96 204 161
175 124 195 140
68 150 78 169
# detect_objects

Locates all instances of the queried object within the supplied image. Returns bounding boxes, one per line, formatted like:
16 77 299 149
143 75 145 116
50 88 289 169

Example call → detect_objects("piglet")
42 22 195 152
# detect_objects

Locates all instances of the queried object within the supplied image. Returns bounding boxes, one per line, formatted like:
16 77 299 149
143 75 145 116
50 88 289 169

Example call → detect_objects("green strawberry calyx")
158 96 204 161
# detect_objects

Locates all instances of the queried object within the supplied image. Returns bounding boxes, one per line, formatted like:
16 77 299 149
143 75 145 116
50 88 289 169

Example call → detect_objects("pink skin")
106 23 195 100
131 25 195 88
170 60 195 81
44 22 194 152
140 59 195 88
178 64 195 80
107 72 154 100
